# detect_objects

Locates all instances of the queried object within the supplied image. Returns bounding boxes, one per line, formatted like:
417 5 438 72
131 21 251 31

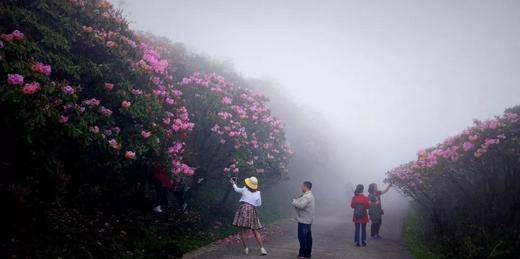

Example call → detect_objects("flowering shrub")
386 106 520 258
179 73 291 181
0 0 291 257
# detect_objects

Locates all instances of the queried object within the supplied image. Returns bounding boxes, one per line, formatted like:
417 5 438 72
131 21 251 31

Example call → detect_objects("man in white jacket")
292 181 315 259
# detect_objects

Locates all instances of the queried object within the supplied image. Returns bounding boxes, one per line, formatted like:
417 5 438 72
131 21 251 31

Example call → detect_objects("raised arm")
381 184 392 195
232 183 244 193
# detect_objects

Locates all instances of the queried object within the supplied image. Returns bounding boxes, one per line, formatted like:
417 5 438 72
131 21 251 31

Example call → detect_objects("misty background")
113 0 520 193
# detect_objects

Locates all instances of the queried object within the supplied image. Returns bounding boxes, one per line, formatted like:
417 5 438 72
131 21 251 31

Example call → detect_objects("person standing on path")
292 181 315 259
351 184 370 247
368 183 392 240
230 176 268 256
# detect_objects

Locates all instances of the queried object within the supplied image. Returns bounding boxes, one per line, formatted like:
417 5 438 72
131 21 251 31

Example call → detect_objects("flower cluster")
386 109 520 196
180 73 291 178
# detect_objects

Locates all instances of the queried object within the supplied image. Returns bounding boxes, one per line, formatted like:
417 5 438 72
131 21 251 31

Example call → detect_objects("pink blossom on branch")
31 62 52 76
22 82 41 95
7 74 24 85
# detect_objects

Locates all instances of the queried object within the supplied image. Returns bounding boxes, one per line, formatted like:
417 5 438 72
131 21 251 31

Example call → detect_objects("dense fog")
113 0 520 209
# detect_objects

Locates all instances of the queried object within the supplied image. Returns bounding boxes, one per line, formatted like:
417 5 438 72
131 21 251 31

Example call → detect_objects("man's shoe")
355 242 361 247
260 247 268 255
376 235 383 240
243 247 249 255
153 206 162 213
362 241 367 247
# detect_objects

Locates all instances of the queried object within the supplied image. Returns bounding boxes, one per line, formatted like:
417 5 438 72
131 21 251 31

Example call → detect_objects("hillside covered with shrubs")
386 106 520 258
0 0 295 257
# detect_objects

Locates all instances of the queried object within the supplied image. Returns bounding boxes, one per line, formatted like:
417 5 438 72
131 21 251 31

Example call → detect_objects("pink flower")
7 74 24 85
121 100 131 109
131 89 143 95
82 98 100 107
100 106 112 117
222 96 233 105
108 139 121 150
62 85 75 95
11 30 25 40
462 142 475 152
165 97 175 105
104 83 114 91
125 151 136 159
58 115 69 123
90 126 100 133
172 90 183 97
82 26 93 33
22 82 41 95
106 41 117 48
141 130 152 138
1 34 13 43
31 62 52 76
468 135 479 142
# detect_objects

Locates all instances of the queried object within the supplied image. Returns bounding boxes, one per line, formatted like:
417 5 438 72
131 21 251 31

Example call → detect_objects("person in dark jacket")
368 183 391 239
351 184 370 247
152 162 172 213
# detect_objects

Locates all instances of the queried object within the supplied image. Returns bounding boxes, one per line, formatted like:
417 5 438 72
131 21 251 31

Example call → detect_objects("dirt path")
184 207 413 259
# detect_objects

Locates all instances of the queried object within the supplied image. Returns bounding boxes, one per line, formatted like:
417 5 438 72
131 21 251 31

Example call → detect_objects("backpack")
354 203 366 219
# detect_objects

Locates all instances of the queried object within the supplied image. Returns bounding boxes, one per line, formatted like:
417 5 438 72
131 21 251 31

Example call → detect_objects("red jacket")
351 194 370 223
154 165 173 188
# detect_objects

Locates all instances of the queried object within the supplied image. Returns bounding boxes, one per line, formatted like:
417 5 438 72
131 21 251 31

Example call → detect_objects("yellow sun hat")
244 176 258 190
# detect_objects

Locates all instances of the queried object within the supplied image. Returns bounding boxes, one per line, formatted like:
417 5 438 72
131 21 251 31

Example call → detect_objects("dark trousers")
354 223 366 243
371 220 382 236
298 223 312 258
154 182 168 209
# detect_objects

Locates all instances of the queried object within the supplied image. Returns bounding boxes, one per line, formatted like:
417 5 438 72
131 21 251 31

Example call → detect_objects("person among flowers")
368 183 392 240
152 161 172 213
230 176 268 256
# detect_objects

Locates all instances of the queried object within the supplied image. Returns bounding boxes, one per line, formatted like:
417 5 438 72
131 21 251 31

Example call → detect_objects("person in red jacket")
152 161 173 213
351 184 370 247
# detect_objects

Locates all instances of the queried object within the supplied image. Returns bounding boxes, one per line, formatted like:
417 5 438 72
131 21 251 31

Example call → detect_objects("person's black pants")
298 223 312 258
354 223 366 243
371 219 382 237
154 182 168 209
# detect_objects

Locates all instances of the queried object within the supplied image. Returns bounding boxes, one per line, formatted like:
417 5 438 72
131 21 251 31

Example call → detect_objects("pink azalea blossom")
100 106 113 117
82 98 100 107
125 151 136 159
141 130 152 138
22 82 41 95
7 74 24 85
11 30 25 41
165 97 175 105
222 96 232 105
31 62 52 76
58 115 69 123
108 139 121 150
82 26 93 33
106 41 117 48
462 142 475 152
104 83 114 91
90 126 100 133
121 100 131 109
62 85 75 95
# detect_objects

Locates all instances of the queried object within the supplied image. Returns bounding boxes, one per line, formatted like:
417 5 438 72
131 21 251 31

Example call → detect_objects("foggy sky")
113 0 520 182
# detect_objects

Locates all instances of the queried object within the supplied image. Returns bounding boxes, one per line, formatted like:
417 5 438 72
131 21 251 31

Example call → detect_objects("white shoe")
243 247 249 255
153 206 163 213
260 247 267 255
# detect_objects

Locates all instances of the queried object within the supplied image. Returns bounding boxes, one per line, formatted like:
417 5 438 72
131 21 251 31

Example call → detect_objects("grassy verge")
402 210 445 259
